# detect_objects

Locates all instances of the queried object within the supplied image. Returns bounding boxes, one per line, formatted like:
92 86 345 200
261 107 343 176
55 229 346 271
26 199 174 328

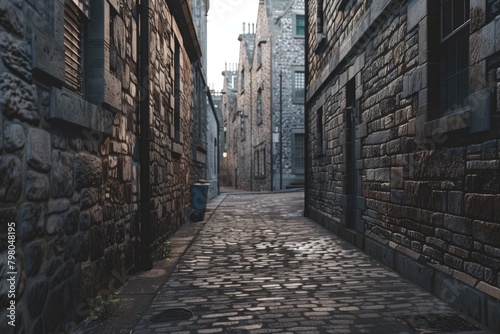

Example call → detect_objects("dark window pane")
456 29 469 71
453 0 466 30
442 0 452 39
296 15 305 35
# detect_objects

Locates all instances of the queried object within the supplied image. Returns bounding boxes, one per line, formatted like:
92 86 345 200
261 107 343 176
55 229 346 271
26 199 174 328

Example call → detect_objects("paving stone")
130 192 489 333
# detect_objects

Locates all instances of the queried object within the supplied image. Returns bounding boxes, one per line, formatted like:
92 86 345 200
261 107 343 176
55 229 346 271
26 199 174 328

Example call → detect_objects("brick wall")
0 0 201 332
306 0 500 330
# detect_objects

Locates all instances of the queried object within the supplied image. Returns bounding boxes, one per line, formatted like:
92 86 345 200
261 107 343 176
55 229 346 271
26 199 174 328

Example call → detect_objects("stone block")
444 214 472 235
0 155 21 202
470 21 495 64
481 140 497 159
51 151 74 199
46 215 63 235
27 128 51 172
470 0 486 32
74 153 103 190
48 199 70 214
3 122 24 152
363 129 391 145
395 252 433 292
25 170 49 202
17 203 45 242
50 87 113 135
473 220 500 247
465 194 494 221
89 225 106 261
81 188 99 210
23 240 45 277
406 0 427 32
31 27 65 82
0 72 39 124
0 0 24 36
448 191 464 215
415 148 465 179
0 32 31 81
63 207 79 235
452 234 473 249
444 253 463 270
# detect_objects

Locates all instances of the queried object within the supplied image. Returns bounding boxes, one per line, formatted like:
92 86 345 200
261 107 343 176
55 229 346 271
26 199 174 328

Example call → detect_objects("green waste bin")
190 181 210 222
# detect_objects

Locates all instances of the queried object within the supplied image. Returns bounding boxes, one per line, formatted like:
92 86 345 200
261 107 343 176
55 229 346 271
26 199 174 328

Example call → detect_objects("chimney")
252 23 255 33
243 22 245 34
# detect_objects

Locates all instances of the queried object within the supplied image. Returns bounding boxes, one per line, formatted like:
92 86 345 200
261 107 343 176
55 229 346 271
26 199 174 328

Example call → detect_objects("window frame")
294 14 306 38
257 88 263 125
292 131 305 174
63 0 90 97
439 0 470 116
292 70 305 104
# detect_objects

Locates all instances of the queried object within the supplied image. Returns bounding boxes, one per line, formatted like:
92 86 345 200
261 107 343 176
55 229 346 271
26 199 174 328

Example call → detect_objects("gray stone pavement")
127 191 491 334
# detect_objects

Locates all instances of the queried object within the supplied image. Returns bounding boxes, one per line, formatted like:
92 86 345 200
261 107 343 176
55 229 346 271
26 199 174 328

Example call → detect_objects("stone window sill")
172 142 183 156
314 33 327 54
424 109 471 138
254 175 266 180
49 88 113 135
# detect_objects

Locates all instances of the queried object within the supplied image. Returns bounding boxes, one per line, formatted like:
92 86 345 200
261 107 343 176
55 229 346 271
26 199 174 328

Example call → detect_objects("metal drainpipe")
269 39 274 191
279 70 283 190
250 66 253 191
304 3 310 217
137 0 152 270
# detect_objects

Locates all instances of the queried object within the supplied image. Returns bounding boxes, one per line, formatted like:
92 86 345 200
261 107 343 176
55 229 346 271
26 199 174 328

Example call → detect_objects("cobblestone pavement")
133 192 489 333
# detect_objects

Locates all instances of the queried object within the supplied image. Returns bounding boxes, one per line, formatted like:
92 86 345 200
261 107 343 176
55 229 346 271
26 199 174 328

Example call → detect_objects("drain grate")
398 313 480 333
150 308 194 323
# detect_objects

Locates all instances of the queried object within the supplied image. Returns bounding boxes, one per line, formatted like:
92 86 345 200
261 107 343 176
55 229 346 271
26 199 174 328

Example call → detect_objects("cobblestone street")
131 192 489 333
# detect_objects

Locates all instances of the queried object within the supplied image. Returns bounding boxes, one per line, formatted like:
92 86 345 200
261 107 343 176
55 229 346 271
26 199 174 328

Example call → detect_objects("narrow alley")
91 191 489 333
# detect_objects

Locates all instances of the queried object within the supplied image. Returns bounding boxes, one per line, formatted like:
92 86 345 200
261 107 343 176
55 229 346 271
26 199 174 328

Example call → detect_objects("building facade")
305 0 500 330
220 66 238 187
0 0 212 332
227 0 306 191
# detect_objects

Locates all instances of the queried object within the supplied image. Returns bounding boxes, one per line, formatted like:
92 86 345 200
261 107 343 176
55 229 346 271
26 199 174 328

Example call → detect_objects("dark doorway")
345 78 361 232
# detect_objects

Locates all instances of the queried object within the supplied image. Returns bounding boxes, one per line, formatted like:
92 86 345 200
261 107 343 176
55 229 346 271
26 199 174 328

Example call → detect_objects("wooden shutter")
64 0 84 96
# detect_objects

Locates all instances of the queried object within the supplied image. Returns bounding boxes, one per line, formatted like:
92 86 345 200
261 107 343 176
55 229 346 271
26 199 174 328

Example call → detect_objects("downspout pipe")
304 2 310 217
196 62 222 195
137 0 152 270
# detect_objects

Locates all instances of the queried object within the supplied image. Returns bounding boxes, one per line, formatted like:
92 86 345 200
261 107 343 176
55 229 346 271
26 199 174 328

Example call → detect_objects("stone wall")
269 0 305 191
0 0 200 332
228 0 305 192
306 0 500 331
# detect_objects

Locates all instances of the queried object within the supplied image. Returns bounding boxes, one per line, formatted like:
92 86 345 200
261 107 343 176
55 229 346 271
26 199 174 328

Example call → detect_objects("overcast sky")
207 0 259 91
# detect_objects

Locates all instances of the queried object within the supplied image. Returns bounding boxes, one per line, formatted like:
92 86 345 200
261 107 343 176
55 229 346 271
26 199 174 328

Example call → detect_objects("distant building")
227 0 305 191
305 0 500 331
0 0 214 331
220 66 239 187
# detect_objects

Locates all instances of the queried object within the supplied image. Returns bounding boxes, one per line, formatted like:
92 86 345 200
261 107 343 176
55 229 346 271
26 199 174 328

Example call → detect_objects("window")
316 0 324 34
257 88 263 124
260 147 266 176
174 39 181 142
240 113 246 139
295 14 305 37
440 0 470 114
292 133 305 174
292 71 305 104
64 0 89 96
316 107 325 157
255 147 266 177
240 68 245 94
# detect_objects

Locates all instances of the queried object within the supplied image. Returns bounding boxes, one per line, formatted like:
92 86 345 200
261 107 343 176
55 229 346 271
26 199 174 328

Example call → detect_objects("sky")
207 0 259 92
